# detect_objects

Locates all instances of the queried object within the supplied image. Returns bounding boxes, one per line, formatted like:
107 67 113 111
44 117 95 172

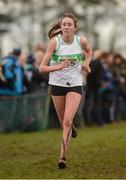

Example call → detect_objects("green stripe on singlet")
51 53 83 62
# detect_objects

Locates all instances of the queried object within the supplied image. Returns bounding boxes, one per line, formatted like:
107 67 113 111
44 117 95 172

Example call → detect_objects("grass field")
0 122 126 179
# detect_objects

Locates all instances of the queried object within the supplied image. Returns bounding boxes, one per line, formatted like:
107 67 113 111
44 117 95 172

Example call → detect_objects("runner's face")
61 17 76 36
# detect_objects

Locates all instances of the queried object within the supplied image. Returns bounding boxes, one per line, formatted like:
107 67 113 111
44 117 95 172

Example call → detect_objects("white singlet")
49 34 84 87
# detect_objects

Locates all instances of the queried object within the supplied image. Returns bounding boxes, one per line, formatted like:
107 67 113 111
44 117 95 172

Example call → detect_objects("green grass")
0 122 126 179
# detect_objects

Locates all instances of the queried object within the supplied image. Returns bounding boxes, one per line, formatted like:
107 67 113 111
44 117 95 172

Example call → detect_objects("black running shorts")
50 85 83 96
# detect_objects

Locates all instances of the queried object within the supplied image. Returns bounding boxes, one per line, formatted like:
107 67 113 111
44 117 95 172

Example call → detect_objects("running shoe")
58 157 66 169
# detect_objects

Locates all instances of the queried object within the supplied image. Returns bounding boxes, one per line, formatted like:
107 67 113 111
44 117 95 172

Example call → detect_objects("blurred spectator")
34 43 45 68
82 49 104 126
83 51 119 126
0 48 25 96
24 54 48 93
112 54 125 121
99 52 116 124
34 43 49 84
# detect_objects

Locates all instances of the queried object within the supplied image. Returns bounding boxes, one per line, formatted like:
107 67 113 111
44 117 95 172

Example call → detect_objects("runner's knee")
63 119 72 128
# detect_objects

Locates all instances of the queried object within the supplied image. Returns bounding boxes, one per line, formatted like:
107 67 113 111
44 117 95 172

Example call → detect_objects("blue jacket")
0 55 24 96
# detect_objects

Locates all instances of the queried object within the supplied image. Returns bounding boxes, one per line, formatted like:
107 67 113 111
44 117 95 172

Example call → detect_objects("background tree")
0 0 126 56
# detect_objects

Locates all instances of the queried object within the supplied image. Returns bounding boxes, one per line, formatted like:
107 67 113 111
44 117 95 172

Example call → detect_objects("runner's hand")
60 59 71 69
82 63 91 74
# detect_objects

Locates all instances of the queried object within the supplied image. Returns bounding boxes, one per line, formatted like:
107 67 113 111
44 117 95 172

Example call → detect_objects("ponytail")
48 22 61 39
